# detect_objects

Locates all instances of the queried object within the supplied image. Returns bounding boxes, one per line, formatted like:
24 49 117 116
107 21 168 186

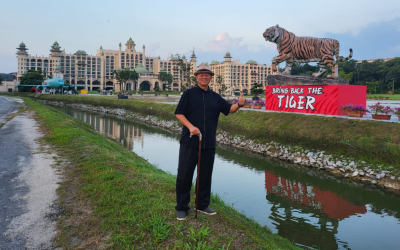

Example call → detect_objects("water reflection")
265 172 367 250
59 106 400 250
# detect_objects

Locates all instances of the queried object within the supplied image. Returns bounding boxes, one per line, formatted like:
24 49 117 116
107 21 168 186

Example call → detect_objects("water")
59 106 400 250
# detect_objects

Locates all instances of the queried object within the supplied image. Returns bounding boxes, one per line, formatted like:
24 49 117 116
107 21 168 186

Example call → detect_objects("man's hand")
238 93 245 106
189 126 200 137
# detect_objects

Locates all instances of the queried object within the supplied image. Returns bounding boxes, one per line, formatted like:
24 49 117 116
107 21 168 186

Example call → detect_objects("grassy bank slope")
35 94 400 168
24 98 298 249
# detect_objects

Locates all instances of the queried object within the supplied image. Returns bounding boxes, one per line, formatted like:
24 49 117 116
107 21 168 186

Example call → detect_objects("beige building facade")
16 38 190 92
0 73 18 92
16 40 274 94
206 52 276 95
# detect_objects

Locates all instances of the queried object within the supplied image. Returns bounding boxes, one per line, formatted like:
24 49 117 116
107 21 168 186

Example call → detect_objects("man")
174 64 245 220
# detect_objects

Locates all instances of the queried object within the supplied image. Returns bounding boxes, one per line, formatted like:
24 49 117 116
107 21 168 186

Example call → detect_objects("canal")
58 106 400 250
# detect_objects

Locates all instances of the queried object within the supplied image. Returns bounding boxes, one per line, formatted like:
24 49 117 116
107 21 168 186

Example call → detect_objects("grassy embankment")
21 97 298 249
34 94 400 170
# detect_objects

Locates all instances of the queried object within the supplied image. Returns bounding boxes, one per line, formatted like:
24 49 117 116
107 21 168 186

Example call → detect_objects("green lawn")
367 94 400 100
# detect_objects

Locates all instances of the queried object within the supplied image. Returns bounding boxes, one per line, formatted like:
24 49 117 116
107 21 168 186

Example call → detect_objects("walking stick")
195 132 202 219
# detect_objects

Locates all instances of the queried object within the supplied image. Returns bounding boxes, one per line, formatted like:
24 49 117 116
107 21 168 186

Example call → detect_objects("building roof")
211 60 220 65
75 50 87 54
356 58 395 63
134 64 148 74
170 55 180 61
224 51 231 58
126 37 135 45
246 59 258 64
0 73 16 81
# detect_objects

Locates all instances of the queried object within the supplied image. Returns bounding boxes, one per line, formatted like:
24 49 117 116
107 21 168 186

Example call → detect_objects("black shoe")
198 207 217 215
177 210 187 220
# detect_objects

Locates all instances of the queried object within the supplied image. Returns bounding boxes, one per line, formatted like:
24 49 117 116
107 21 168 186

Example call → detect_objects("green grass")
141 91 181 96
22 97 299 249
32 94 400 169
367 94 400 100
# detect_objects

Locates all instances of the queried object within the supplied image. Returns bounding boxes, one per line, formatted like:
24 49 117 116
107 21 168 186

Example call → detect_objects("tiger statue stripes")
263 25 353 79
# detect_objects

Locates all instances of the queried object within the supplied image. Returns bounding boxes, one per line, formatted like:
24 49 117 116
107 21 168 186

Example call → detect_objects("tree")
18 69 46 92
366 81 379 94
220 84 227 97
114 69 131 94
158 72 172 91
250 82 265 97
129 70 139 93
216 75 223 95
0 75 3 86
165 73 173 91
154 85 160 95
175 54 192 88
180 84 187 92
190 76 198 87
385 65 400 94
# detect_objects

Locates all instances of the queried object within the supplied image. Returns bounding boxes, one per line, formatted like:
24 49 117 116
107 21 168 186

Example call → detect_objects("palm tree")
216 75 223 95
158 72 173 91
114 69 131 94
158 72 168 90
190 76 197 88
129 70 139 93
165 73 173 91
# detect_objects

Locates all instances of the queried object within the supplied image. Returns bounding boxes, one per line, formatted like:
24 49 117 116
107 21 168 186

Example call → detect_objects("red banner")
265 85 367 116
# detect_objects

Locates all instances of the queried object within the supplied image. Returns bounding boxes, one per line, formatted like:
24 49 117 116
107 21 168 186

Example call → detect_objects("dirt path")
0 96 62 250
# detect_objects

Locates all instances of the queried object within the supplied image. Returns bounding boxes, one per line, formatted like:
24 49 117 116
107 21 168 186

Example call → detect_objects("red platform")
265 85 367 116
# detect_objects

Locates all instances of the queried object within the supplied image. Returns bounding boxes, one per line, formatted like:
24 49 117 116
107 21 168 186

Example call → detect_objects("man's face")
196 73 212 89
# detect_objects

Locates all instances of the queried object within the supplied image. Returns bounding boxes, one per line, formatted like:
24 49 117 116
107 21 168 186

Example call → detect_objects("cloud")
324 17 400 60
392 45 400 51
205 32 244 52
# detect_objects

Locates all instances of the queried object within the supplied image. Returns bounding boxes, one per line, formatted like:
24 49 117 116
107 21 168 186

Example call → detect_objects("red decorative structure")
265 85 367 116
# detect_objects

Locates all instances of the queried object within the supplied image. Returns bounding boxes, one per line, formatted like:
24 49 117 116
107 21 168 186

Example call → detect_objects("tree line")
280 57 400 94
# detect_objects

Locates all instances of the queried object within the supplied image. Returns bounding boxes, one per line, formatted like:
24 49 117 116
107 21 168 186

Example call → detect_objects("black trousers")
175 144 216 212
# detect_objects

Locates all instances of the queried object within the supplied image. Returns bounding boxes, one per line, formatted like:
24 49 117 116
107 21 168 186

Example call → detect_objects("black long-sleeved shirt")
175 86 231 148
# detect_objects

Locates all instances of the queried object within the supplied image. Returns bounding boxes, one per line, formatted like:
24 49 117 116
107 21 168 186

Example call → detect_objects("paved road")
0 96 18 125
0 96 60 250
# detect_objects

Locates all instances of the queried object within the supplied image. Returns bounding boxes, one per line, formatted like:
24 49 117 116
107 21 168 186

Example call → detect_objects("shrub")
252 99 265 106
340 104 368 112
368 102 394 115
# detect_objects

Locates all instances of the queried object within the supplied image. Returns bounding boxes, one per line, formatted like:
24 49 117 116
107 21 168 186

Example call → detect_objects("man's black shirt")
175 86 231 148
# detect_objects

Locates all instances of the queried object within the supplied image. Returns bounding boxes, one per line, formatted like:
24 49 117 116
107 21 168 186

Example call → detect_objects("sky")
1 0 400 73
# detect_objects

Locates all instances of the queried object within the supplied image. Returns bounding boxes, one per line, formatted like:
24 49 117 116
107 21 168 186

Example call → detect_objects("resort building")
16 38 190 92
0 73 18 92
15 40 275 94
206 52 276 95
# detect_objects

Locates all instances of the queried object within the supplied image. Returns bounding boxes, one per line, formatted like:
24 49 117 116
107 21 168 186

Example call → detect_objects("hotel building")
16 38 190 92
208 52 276 95
15 39 275 94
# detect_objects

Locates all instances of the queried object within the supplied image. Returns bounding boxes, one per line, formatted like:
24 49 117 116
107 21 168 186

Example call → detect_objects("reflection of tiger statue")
263 25 353 79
